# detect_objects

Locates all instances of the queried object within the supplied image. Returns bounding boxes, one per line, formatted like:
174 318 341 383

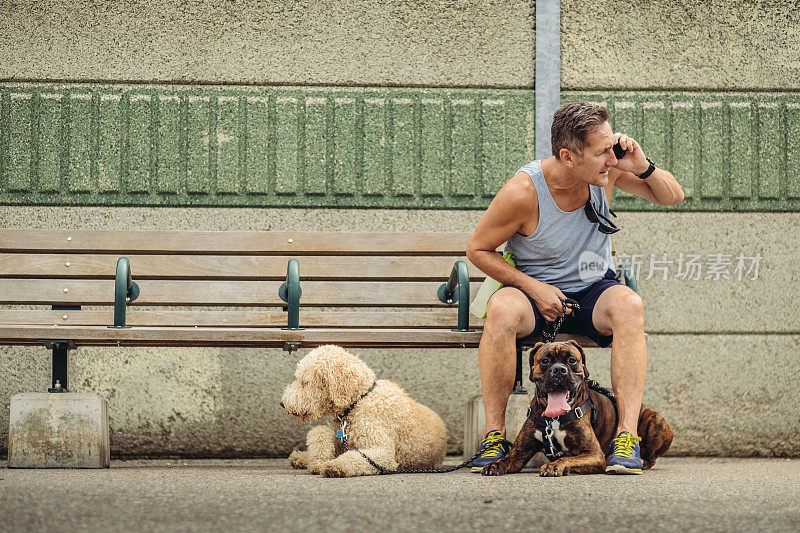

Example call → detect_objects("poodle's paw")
321 459 351 478
307 460 324 475
289 450 308 469
321 456 373 478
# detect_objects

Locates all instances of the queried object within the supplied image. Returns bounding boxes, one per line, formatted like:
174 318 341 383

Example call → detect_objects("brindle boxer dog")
482 340 673 477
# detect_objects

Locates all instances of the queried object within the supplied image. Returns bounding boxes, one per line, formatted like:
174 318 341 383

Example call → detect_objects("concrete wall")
561 0 800 90
2 0 797 89
2 0 799 457
0 0 536 88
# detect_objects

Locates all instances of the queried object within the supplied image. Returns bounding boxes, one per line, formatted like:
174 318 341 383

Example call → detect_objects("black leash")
541 298 580 343
338 435 483 475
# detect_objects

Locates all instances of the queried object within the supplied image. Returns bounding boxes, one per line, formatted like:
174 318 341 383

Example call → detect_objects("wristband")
637 157 656 180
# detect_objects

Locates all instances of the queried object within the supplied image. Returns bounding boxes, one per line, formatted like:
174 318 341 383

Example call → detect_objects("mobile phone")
613 142 626 159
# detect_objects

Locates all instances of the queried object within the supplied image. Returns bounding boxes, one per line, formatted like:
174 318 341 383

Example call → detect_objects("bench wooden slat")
0 230 473 255
0 254 484 280
0 309 486 329
0 325 483 347
0 279 482 306
0 325 597 349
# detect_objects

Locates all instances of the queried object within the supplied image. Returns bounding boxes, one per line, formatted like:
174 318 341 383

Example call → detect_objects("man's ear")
559 148 579 169
566 339 590 378
528 342 546 381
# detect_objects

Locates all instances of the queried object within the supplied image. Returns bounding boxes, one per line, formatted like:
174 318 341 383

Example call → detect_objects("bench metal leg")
512 346 528 394
37 339 76 393
51 342 69 392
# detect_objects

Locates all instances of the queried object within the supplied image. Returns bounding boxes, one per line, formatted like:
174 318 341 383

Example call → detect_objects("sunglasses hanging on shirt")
584 201 619 234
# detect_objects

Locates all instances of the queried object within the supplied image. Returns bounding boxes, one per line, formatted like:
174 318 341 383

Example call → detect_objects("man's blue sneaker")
605 431 643 474
470 430 511 473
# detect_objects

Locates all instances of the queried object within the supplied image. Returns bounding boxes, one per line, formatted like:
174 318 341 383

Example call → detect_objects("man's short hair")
551 101 609 159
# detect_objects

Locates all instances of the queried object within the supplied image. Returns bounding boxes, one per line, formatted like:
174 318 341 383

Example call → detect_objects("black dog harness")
527 379 618 461
527 397 597 461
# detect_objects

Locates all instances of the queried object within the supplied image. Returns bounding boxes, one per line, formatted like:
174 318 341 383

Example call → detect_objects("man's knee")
484 289 532 335
607 289 644 329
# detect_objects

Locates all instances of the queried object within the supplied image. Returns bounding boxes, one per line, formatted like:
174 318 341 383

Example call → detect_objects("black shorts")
516 269 622 348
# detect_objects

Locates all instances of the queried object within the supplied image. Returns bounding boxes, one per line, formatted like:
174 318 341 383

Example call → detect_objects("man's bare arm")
608 132 684 206
466 173 540 294
611 167 684 206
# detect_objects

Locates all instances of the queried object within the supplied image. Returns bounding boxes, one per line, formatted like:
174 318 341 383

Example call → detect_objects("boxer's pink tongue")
543 390 571 418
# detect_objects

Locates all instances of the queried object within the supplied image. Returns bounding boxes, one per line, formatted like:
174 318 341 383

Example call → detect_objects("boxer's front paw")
481 461 508 476
539 461 567 477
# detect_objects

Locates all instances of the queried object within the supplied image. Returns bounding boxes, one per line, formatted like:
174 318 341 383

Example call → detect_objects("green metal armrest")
437 260 472 332
110 257 140 329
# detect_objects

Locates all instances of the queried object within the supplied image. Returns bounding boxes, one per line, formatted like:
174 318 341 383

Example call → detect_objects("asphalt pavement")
1 457 799 532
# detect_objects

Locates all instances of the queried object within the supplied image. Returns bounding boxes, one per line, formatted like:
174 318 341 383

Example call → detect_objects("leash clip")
336 419 349 443
543 420 563 460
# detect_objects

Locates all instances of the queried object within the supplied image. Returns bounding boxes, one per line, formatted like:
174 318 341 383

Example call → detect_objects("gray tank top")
506 160 615 293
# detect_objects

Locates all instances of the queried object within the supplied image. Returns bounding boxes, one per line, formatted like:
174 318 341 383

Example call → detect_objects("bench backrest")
0 229 485 334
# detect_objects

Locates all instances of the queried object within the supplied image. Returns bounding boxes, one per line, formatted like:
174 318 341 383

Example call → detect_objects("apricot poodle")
281 345 447 477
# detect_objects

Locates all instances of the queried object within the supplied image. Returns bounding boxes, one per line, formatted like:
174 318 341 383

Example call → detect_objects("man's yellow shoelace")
479 434 506 457
611 433 642 458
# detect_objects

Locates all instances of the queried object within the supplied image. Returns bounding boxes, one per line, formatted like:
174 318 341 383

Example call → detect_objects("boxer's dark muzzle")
536 363 581 405
541 364 580 402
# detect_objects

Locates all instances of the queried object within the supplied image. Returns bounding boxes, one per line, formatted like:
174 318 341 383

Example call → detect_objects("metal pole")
535 0 561 160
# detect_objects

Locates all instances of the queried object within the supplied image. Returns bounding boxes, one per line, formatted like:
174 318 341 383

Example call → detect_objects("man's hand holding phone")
612 133 651 176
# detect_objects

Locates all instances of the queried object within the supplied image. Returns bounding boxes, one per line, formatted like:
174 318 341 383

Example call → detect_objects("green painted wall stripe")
0 83 535 209
1 83 799 211
789 104 800 199
581 91 800 211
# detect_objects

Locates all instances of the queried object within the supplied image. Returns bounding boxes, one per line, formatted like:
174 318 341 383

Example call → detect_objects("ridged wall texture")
2 84 799 210
0 85 534 209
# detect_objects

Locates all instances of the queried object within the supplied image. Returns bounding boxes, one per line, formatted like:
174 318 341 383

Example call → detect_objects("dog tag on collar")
336 429 348 440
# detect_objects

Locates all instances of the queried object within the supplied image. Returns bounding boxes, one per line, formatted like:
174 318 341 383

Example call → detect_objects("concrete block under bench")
8 393 110 468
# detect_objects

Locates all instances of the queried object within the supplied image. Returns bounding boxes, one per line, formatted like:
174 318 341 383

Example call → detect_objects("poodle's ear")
326 352 375 410
566 339 589 378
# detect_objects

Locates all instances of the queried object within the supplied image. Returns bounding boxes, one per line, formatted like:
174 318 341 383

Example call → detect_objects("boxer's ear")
528 342 546 382
566 339 590 378
528 342 546 370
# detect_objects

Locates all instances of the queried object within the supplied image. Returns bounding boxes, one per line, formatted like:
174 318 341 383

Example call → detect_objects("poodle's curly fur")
281 345 447 477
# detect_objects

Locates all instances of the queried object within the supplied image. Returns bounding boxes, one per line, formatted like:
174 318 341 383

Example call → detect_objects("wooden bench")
0 228 608 394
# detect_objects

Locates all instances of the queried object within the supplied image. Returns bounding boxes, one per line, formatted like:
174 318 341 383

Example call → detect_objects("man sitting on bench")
466 101 684 474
